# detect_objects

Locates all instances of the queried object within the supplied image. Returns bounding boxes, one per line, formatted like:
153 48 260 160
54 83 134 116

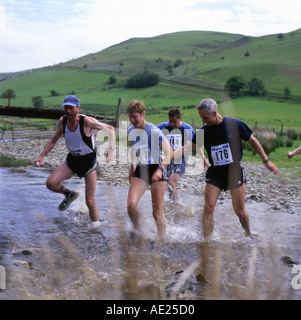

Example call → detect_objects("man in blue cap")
35 95 115 222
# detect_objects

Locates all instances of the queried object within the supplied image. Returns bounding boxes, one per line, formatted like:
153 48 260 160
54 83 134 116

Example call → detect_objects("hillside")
0 29 300 112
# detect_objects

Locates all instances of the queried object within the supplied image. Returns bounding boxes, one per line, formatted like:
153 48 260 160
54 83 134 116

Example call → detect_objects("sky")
0 0 300 73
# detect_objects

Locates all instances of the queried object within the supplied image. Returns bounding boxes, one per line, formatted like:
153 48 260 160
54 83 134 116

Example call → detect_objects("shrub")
286 128 298 140
108 76 117 85
277 33 284 40
126 71 160 88
50 90 59 96
174 59 184 68
285 137 293 148
284 87 291 100
242 126 298 155
32 96 44 108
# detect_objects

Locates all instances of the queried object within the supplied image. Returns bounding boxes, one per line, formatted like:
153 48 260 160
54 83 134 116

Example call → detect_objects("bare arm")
35 117 63 166
174 142 209 168
160 138 174 167
248 135 279 174
195 144 210 168
151 138 174 183
85 116 116 162
287 145 301 159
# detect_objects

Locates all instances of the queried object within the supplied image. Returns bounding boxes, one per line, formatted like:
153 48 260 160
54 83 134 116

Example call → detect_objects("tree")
32 96 45 108
1 89 16 98
108 76 117 85
277 33 284 40
126 71 160 88
174 59 184 68
224 75 246 97
50 90 59 96
248 77 266 96
244 50 250 57
284 87 291 100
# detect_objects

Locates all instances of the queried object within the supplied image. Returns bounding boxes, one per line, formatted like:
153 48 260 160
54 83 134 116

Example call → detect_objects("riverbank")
0 138 300 214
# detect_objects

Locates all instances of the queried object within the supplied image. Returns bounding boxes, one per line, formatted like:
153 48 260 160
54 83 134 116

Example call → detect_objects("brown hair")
126 100 146 114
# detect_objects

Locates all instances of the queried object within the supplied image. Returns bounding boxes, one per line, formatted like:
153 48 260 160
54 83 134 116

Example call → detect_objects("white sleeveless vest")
63 115 95 156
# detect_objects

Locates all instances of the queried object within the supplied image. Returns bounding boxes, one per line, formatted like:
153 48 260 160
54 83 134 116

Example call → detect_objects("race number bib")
166 134 182 150
211 143 233 166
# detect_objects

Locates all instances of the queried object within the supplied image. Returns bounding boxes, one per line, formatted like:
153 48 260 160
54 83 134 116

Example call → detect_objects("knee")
152 211 165 225
168 178 176 189
46 176 55 191
234 208 246 219
127 199 138 212
86 196 95 209
204 202 215 215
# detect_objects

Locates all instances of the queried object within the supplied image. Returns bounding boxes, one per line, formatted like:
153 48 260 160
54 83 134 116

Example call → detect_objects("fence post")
116 98 124 127
8 90 11 107
11 123 15 141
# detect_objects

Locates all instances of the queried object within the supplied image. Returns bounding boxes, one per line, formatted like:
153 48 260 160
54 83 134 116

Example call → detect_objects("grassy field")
132 97 301 131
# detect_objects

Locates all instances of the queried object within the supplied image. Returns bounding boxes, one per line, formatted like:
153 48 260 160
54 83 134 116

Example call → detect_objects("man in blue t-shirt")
177 98 278 237
158 108 209 200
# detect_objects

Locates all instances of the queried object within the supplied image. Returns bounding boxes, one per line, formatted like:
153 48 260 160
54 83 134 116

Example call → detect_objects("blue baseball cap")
62 95 80 107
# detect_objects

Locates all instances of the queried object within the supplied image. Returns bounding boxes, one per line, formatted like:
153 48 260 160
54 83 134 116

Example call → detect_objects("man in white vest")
35 95 115 222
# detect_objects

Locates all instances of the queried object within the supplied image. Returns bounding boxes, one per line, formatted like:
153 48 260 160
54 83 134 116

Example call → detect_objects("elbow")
107 125 115 132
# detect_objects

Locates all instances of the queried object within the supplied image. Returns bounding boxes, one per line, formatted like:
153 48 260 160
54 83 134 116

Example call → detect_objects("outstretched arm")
174 142 209 168
248 135 279 174
86 116 116 162
195 144 210 168
287 145 301 159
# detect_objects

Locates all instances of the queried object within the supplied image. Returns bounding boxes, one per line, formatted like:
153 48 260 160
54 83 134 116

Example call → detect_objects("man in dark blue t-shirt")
182 98 278 237
158 108 209 200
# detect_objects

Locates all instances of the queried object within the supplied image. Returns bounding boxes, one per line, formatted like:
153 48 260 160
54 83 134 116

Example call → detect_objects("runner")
35 95 115 222
175 98 278 237
127 100 173 240
158 107 209 200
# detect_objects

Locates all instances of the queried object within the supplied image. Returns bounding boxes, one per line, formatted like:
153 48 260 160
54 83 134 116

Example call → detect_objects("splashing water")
0 167 301 300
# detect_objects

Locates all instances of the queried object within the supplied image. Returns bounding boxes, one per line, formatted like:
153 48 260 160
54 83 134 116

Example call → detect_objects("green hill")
0 29 300 113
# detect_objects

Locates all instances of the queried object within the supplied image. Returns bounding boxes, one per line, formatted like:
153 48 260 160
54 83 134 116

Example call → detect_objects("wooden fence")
0 101 123 140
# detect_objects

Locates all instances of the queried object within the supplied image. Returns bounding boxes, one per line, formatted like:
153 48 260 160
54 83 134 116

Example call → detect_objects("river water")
0 164 301 300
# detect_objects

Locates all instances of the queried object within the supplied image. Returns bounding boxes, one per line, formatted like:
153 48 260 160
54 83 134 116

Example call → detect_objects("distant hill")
0 29 300 111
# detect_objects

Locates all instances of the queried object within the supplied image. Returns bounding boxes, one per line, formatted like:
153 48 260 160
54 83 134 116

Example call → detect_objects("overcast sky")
0 0 300 73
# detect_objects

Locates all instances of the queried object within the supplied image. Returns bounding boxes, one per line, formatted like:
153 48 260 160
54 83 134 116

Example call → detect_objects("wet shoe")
58 191 79 211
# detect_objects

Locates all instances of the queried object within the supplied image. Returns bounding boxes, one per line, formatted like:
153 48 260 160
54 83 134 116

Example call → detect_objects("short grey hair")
196 98 218 113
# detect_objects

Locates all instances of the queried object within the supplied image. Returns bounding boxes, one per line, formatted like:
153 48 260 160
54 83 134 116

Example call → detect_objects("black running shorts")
65 152 97 178
133 164 166 185
205 164 245 191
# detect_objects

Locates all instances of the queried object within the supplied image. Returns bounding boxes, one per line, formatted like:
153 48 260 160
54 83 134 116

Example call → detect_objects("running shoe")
58 191 79 211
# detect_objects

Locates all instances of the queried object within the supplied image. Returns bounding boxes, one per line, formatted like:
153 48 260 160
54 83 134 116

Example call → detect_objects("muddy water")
0 166 301 300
